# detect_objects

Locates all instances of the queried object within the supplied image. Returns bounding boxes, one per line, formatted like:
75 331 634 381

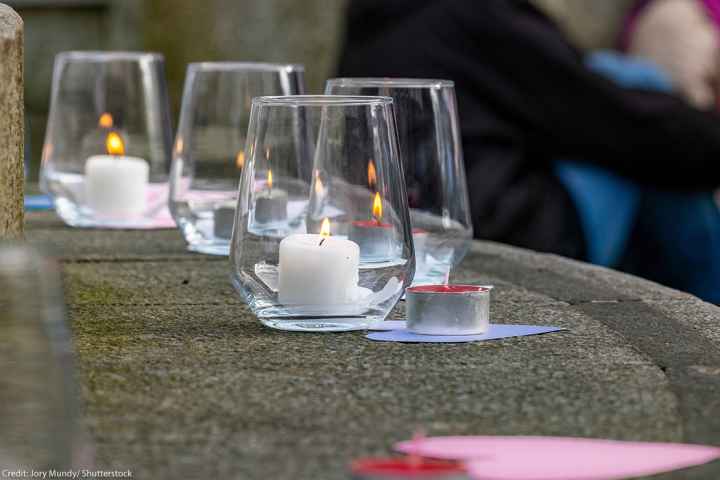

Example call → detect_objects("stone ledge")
0 2 23 239
0 3 21 35
24 212 720 478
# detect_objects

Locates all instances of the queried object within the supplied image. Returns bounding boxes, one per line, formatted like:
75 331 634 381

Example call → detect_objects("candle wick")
319 238 326 247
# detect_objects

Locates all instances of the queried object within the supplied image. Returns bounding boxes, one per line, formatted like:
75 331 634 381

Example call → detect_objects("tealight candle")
85 132 148 217
255 170 288 224
213 201 236 239
278 218 360 305
406 285 492 335
350 192 394 260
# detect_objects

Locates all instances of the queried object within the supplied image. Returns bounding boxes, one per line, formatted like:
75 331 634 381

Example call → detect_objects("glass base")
55 200 171 228
48 177 172 229
412 261 452 287
259 316 383 332
188 242 230 256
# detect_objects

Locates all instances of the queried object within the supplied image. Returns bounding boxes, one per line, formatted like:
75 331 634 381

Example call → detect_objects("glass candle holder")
170 62 306 255
230 95 415 332
40 51 173 228
0 245 89 469
325 79 473 286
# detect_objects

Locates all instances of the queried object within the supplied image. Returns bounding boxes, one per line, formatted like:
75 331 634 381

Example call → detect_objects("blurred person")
338 0 720 303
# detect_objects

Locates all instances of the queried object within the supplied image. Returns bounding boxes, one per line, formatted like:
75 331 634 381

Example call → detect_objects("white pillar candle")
85 155 149 217
278 233 360 305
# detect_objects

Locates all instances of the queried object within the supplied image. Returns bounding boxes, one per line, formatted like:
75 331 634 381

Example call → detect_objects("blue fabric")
556 51 720 303
556 51 672 267
585 51 673 90
624 190 720 303
555 162 641 266
24 194 54 211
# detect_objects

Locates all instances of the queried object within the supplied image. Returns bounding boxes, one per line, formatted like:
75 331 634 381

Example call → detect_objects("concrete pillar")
0 3 23 239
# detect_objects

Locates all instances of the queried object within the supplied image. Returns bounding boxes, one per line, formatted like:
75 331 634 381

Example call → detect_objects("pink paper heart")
396 436 720 480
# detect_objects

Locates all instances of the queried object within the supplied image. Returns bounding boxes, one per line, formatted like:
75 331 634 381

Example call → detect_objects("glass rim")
56 51 163 62
188 61 304 73
326 77 454 89
253 95 394 107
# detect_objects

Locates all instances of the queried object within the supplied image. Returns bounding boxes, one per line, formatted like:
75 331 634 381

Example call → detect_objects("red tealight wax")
351 457 466 479
352 220 393 229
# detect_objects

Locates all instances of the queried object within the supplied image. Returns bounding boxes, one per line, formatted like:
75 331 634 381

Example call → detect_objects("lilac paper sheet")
366 324 565 343
368 320 407 331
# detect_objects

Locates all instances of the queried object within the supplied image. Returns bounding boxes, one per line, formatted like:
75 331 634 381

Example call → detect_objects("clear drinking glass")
325 78 473 286
0 245 89 469
170 62 306 255
230 95 415 332
40 51 173 228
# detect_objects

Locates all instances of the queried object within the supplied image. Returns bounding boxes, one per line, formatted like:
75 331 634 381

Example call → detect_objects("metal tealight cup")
406 285 492 335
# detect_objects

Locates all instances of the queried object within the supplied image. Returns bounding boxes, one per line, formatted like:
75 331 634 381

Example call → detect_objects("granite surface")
25 210 720 479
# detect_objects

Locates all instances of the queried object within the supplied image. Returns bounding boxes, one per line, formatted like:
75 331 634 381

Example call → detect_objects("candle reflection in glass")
255 169 288 225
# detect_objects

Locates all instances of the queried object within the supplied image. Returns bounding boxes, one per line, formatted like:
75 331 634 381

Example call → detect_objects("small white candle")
278 230 360 305
85 132 149 217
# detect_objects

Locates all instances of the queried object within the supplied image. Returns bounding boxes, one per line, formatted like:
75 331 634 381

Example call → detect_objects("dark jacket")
338 0 720 259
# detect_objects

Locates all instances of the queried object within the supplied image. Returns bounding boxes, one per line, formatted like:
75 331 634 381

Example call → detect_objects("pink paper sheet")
84 184 176 230
396 436 720 480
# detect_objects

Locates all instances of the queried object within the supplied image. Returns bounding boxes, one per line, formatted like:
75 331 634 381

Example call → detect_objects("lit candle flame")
175 137 184 154
236 151 245 170
106 132 125 156
372 192 383 222
367 160 377 189
320 217 331 238
267 169 273 190
98 113 113 129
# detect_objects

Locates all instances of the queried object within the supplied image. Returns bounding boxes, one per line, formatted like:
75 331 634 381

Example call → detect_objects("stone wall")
0 3 24 238
142 0 348 114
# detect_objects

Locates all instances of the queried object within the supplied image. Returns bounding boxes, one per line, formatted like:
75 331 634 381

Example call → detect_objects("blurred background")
11 0 349 179
13 0 636 181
